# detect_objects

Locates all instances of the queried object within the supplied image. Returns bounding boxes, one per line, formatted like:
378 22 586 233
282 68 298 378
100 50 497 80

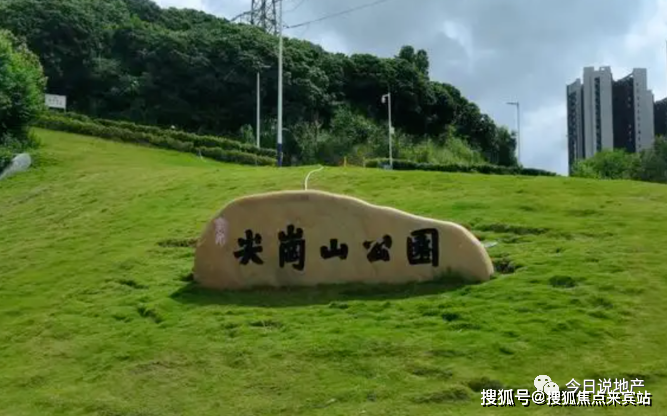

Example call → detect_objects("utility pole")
381 92 393 169
233 1 284 165
507 101 521 164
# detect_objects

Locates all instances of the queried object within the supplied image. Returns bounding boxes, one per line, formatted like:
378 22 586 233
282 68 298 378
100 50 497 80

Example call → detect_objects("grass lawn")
1 128 666 415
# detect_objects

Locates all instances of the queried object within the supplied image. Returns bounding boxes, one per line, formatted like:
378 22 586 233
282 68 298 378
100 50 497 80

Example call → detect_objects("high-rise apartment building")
582 66 614 156
567 66 656 173
612 69 655 153
566 79 584 171
567 67 614 172
655 97 667 138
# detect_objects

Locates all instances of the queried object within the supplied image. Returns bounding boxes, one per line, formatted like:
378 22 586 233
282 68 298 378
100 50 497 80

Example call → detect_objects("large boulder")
0 153 32 181
193 190 494 290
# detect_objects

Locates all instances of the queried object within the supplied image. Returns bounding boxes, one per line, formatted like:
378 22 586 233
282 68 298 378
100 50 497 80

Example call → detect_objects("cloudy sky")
154 0 667 174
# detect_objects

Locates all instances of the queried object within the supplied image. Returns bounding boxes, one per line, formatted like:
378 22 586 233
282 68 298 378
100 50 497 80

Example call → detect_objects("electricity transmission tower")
232 0 281 35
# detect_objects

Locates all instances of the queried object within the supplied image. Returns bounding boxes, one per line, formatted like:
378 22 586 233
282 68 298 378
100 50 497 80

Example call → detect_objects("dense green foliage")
571 137 667 183
634 136 667 183
35 112 275 166
0 28 46 168
0 148 14 172
281 106 492 166
38 109 526 174
0 0 518 168
365 158 557 177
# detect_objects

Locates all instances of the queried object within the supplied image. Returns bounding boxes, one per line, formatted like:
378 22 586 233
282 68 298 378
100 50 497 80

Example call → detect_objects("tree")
634 136 667 183
0 0 120 110
491 126 518 167
397 45 415 62
0 29 47 148
0 0 516 167
414 49 429 76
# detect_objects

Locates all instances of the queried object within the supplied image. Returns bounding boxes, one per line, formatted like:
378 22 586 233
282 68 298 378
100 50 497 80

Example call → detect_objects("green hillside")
1 129 665 415
0 0 518 167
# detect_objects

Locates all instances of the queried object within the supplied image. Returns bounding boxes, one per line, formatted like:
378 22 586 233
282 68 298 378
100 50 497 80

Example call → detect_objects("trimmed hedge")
364 158 557 177
45 111 277 158
34 115 275 166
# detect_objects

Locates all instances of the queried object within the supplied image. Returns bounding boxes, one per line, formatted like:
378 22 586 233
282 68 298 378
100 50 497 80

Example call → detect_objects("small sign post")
45 94 67 111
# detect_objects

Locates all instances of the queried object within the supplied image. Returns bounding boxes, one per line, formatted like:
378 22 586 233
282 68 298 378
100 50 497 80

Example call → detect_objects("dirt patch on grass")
492 256 522 274
410 386 471 403
549 275 578 288
157 238 197 248
466 376 504 392
116 278 148 289
475 223 549 235
136 304 163 323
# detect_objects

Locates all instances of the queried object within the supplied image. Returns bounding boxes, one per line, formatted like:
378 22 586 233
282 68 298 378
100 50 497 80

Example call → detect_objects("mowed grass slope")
1 128 666 415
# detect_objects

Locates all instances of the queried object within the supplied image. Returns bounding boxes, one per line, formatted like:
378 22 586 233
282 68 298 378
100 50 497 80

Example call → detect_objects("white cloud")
521 102 568 174
304 30 349 54
440 21 473 56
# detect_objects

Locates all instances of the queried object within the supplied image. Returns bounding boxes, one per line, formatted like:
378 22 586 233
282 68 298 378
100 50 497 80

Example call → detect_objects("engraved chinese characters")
407 228 439 266
278 225 305 270
233 229 263 265
230 226 440 271
193 190 494 290
364 235 392 262
320 239 348 260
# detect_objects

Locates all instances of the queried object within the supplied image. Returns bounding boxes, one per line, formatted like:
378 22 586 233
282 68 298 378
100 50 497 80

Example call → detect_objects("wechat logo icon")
534 375 559 394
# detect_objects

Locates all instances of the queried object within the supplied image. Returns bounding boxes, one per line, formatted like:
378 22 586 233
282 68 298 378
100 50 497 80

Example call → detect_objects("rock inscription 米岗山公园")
193 190 494 290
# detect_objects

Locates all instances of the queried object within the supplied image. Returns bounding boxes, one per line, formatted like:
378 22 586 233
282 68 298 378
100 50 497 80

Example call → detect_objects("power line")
284 0 307 13
285 0 394 29
292 22 312 38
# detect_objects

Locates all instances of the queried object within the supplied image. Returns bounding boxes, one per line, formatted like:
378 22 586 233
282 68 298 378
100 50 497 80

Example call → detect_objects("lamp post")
506 101 521 163
381 92 393 169
256 71 261 148
276 0 284 166
255 64 270 148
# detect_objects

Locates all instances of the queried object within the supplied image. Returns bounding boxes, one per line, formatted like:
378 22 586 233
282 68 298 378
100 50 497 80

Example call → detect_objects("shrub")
570 149 639 180
396 136 488 166
53 112 92 123
34 115 275 166
0 146 14 171
364 158 556 177
0 30 47 147
197 147 273 165
48 110 276 158
633 136 667 184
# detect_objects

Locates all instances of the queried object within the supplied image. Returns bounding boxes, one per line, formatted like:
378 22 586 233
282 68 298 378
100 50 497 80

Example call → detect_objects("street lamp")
381 92 394 169
255 64 270 149
506 101 521 164
256 71 261 148
276 0 284 166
